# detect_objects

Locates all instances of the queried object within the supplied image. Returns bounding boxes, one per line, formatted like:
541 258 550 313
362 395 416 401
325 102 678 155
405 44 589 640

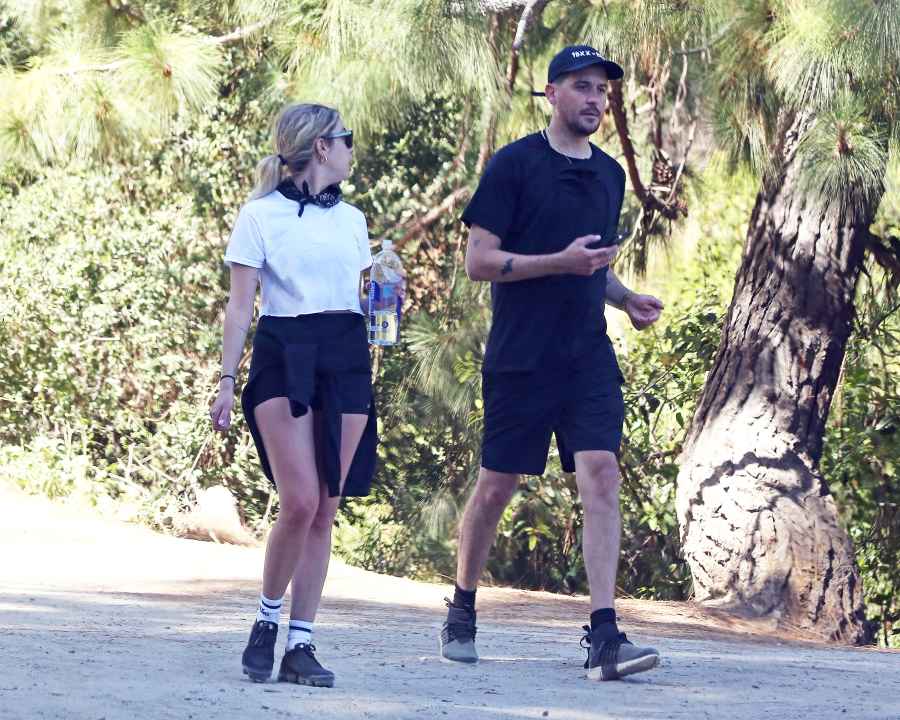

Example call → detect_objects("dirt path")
1 483 898 720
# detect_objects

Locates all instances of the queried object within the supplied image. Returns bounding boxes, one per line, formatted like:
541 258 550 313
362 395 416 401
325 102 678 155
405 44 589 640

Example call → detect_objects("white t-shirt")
224 190 373 317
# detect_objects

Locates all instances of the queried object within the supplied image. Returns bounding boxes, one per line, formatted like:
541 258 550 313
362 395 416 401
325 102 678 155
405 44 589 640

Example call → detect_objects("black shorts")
481 340 625 476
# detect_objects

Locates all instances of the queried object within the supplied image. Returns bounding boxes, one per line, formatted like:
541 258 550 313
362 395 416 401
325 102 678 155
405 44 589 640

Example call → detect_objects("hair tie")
277 154 286 166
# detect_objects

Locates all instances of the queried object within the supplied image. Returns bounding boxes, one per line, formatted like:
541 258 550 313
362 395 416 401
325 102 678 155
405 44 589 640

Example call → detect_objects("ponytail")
249 154 285 201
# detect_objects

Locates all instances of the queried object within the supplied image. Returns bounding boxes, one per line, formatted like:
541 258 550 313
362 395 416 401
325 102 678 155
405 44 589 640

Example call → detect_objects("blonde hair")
249 103 341 200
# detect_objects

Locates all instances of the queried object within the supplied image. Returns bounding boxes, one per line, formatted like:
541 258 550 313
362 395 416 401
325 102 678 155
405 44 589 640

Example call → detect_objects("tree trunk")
675 111 882 644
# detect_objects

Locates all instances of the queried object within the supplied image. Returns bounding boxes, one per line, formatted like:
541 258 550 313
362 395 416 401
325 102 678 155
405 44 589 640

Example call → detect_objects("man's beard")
563 111 602 138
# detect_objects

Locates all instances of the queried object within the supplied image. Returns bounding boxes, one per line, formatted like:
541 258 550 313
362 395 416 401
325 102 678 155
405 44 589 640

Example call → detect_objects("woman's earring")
320 155 328 164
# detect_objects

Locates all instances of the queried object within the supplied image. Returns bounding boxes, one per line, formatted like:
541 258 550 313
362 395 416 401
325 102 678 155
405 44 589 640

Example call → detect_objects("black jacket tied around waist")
241 315 377 498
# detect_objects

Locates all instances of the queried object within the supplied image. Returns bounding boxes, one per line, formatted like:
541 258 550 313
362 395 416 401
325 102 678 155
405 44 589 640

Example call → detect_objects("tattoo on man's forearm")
500 258 513 276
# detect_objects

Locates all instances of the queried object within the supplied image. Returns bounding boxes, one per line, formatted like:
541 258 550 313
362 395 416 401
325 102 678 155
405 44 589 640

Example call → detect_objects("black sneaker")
242 620 278 682
439 598 478 663
580 626 660 681
277 643 335 687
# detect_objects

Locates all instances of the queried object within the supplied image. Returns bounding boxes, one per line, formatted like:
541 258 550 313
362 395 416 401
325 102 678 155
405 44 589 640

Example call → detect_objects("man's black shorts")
480 342 625 476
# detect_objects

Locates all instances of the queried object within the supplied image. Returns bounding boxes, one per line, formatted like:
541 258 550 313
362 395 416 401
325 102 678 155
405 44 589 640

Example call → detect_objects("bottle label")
368 281 399 345
371 280 396 302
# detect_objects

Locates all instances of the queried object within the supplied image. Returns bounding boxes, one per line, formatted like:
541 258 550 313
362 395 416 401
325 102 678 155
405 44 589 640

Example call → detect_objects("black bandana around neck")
277 180 342 217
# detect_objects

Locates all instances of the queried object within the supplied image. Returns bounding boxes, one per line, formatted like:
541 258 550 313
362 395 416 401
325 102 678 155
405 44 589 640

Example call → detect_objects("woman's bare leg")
253 398 321 600
289 413 368 621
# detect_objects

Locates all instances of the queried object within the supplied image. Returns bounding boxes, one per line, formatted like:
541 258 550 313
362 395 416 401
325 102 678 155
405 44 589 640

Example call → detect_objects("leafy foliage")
823 160 900 647
825 310 900 647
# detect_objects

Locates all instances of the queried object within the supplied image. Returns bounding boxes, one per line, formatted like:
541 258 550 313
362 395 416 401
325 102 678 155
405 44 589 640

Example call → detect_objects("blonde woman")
209 103 376 687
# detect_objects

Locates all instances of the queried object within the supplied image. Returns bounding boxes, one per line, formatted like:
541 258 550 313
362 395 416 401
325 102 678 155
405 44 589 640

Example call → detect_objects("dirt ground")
1 483 898 720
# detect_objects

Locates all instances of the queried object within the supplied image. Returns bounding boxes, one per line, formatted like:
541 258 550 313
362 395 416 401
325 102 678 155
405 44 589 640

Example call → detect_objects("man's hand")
625 293 664 330
557 236 619 276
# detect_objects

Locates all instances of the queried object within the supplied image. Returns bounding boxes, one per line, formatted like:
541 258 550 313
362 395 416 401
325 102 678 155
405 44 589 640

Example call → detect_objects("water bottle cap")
382 240 393 250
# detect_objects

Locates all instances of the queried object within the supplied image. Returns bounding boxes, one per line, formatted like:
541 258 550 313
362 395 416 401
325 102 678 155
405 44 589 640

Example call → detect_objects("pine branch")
392 187 471 250
608 79 649 202
475 0 550 173
673 20 734 57
865 231 900 284
512 0 550 51
648 50 671 149
506 0 550 92
666 117 697 205
43 20 270 76
475 12 502 174
450 102 474 171
608 79 685 222
669 48 690 135
204 19 270 45
478 0 539 12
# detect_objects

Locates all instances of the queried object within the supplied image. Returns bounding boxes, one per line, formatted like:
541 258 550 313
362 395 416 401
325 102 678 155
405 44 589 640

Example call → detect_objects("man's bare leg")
575 450 659 680
456 467 519 590
573 451 621 612
440 467 518 663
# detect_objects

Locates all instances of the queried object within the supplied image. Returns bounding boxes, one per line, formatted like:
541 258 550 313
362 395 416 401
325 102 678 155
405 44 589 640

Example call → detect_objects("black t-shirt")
462 131 626 373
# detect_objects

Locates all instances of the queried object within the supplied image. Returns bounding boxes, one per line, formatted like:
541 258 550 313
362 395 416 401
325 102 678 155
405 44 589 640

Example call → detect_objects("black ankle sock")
453 584 476 610
590 608 619 640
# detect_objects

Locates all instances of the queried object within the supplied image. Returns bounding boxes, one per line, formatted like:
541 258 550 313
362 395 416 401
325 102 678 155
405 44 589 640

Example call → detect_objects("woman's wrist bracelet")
220 374 236 385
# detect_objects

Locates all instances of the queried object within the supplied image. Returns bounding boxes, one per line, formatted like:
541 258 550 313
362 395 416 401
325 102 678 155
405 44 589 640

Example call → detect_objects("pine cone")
652 159 675 185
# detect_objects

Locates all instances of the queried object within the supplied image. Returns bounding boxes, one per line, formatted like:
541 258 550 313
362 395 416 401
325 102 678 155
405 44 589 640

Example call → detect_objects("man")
439 45 664 682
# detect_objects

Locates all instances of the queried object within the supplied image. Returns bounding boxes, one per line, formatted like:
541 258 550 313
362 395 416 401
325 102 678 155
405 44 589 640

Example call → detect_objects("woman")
209 103 378 687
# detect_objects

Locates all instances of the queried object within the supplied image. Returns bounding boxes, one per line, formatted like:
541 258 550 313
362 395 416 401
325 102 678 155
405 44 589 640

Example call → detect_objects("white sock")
255 593 283 625
287 620 314 650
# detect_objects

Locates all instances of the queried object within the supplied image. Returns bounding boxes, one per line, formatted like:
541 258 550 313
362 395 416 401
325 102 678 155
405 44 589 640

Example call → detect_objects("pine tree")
675 0 899 643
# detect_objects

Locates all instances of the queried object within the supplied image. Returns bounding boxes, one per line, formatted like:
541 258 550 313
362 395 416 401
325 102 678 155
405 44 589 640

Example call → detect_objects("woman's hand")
209 380 235 432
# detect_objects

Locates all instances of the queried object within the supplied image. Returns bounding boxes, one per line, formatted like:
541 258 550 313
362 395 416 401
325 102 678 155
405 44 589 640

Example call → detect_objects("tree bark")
675 110 882 644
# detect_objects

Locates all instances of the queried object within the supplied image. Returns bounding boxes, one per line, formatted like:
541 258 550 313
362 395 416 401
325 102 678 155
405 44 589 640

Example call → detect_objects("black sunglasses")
322 129 353 149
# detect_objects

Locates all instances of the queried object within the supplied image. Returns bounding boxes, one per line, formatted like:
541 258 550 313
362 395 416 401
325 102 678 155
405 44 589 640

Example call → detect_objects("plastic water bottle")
368 240 403 346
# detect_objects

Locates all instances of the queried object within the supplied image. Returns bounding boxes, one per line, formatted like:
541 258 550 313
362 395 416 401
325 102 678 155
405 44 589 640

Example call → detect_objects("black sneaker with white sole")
278 643 335 687
242 620 278 682
581 626 660 681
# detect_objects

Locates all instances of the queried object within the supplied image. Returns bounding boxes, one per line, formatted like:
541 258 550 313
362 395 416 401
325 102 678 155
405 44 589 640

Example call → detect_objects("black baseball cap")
532 45 624 96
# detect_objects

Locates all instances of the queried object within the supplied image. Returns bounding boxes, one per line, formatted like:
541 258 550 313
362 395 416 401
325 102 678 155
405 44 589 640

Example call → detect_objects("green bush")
825 318 900 647
822 162 900 647
0 65 278 528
